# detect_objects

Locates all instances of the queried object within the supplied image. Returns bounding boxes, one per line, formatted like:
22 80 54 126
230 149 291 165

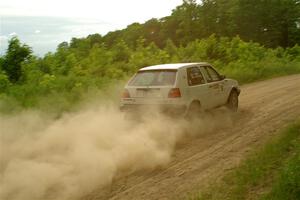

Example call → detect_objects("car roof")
139 62 209 71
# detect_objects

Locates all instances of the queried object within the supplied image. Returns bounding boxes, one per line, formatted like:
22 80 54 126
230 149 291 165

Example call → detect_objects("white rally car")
120 63 240 117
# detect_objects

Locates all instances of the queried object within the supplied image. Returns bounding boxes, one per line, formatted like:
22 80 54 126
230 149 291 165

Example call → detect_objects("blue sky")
0 0 184 56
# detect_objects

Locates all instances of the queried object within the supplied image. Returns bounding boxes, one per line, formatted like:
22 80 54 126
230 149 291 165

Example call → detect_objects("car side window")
203 66 221 82
187 66 205 86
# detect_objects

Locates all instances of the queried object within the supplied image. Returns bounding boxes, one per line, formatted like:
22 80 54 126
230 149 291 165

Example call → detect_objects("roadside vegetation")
0 0 300 114
191 120 300 200
1 36 299 114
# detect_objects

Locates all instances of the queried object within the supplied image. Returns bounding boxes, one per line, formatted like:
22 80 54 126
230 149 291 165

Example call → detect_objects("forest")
1 0 300 114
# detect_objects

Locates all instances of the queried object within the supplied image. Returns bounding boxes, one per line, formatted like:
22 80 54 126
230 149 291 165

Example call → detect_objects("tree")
142 18 163 47
122 22 143 48
87 33 103 47
1 37 32 83
170 0 202 45
234 0 300 47
112 40 131 62
0 69 10 92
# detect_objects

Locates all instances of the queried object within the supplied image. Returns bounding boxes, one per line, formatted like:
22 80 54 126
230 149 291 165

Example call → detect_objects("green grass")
190 120 300 200
261 143 300 200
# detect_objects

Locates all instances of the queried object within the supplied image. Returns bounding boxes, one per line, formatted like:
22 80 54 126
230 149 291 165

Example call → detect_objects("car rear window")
128 70 177 86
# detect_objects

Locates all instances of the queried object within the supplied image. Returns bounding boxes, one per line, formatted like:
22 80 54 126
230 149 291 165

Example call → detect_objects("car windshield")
129 70 177 86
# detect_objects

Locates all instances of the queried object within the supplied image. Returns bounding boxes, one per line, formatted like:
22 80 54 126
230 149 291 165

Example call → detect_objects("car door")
200 66 226 107
185 66 211 109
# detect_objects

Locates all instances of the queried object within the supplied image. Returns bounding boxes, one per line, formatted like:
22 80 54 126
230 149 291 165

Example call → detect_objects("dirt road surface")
86 74 300 200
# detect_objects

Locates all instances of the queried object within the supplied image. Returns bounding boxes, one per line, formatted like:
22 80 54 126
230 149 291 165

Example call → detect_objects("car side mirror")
220 75 226 80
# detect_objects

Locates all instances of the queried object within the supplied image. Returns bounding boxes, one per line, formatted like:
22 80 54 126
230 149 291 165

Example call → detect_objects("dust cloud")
0 104 233 200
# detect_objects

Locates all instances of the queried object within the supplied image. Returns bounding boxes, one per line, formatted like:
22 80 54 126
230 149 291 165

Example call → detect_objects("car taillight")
122 89 130 98
168 88 181 98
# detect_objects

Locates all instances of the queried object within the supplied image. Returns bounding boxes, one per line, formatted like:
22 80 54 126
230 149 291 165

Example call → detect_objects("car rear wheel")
227 90 238 112
186 101 202 119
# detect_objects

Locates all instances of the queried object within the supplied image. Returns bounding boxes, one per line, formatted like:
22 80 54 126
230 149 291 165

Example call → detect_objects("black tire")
186 101 202 119
226 90 238 112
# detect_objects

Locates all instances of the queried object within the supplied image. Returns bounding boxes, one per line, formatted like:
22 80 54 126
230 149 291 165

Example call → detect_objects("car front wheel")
226 90 238 112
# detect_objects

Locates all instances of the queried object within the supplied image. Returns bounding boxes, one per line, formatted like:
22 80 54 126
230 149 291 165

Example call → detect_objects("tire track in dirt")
86 74 300 200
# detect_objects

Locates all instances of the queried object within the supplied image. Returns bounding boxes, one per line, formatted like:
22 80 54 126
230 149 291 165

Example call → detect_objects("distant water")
0 16 122 56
